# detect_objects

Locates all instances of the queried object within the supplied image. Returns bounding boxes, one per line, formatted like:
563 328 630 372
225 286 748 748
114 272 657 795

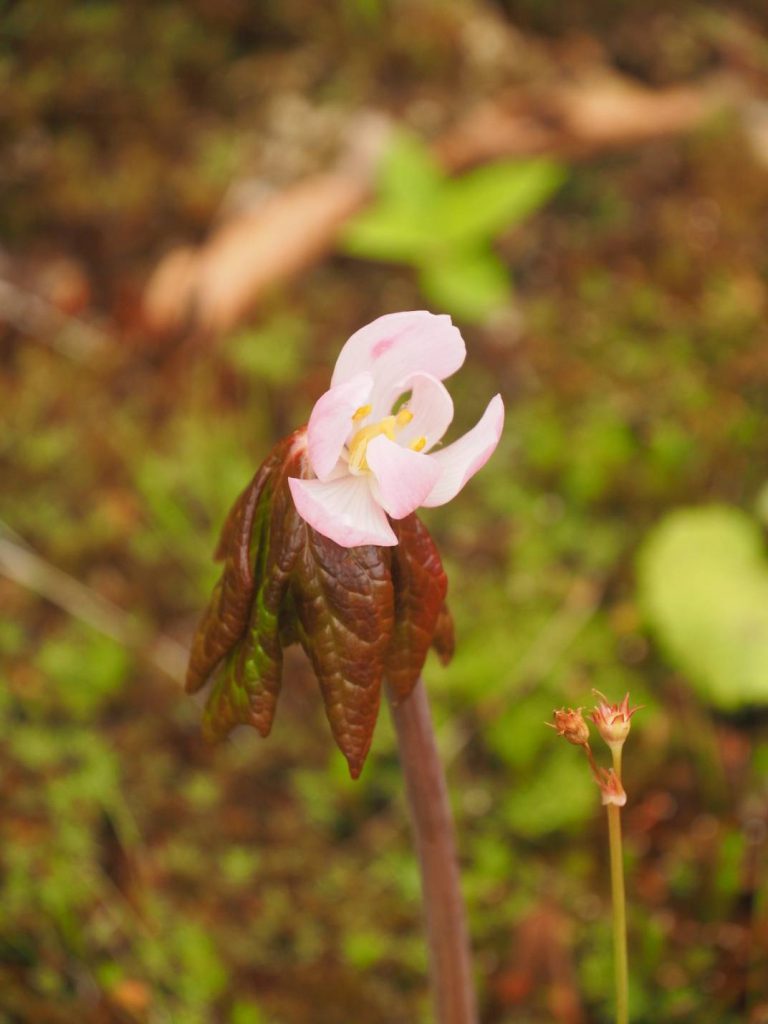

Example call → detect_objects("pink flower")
590 691 642 751
288 311 505 547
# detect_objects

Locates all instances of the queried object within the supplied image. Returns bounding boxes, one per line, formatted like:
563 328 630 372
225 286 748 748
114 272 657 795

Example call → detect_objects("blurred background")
2 1 768 1021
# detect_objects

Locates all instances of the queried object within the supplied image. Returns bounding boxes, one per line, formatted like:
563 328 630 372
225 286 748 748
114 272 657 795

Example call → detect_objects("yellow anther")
346 405 421 474
348 415 397 473
352 403 372 422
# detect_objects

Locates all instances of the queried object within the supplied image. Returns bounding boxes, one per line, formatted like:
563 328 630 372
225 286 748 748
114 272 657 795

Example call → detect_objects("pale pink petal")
394 372 454 452
421 394 505 508
307 371 373 480
288 474 397 547
330 312 466 414
366 435 441 520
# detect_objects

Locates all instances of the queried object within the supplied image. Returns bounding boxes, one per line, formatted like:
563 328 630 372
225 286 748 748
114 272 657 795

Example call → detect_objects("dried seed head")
548 707 591 747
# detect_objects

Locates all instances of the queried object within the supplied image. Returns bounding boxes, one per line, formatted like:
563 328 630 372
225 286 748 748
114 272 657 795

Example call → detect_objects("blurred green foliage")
639 505 768 708
342 133 564 321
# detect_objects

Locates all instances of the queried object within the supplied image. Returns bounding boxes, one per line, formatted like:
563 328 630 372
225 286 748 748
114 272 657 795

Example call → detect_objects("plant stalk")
388 678 477 1024
608 746 629 1024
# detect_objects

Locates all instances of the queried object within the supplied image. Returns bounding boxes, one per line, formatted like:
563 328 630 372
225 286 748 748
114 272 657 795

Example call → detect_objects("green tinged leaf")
638 505 768 708
186 444 284 695
202 441 304 739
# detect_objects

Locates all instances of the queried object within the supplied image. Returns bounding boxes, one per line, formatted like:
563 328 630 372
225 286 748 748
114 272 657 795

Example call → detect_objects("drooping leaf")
202 436 306 739
638 505 768 709
188 428 455 777
293 528 395 778
386 515 450 701
186 446 283 694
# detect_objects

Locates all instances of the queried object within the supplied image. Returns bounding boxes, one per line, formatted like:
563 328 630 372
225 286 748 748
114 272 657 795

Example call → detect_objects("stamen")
410 436 427 452
347 411 417 473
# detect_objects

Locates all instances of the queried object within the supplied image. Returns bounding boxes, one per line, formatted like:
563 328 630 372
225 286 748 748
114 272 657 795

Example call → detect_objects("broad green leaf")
340 133 444 261
419 248 510 322
342 138 564 272
377 130 444 209
638 505 768 708
341 202 436 262
434 158 565 247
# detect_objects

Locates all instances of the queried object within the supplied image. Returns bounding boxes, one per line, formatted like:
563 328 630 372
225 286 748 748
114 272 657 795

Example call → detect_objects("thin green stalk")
608 746 629 1024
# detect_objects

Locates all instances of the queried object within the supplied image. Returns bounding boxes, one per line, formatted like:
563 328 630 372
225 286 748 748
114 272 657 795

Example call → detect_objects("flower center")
347 406 425 473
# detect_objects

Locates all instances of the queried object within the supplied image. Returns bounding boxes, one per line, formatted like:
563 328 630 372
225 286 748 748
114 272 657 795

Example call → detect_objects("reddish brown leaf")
188 430 453 777
386 515 450 702
185 443 284 694
201 434 306 738
293 526 395 779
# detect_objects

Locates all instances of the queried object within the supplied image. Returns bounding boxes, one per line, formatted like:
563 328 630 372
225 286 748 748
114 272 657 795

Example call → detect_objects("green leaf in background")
419 248 510 322
340 131 565 322
432 157 565 247
638 505 768 708
341 203 437 262
376 130 444 209
341 133 445 262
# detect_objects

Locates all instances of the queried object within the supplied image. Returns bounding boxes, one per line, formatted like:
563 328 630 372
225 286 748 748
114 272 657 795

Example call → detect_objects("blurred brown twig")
0 522 187 683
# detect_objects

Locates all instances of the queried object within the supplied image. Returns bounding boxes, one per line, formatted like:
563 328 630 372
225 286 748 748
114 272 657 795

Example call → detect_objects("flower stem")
388 678 477 1024
608 747 629 1024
